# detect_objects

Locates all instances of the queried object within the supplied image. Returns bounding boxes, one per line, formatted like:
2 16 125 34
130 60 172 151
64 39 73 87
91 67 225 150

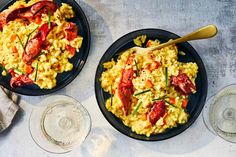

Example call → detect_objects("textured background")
0 0 236 157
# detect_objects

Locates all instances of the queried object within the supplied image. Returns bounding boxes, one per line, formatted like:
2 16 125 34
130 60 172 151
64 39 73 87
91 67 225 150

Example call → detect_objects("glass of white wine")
29 95 91 154
203 84 236 143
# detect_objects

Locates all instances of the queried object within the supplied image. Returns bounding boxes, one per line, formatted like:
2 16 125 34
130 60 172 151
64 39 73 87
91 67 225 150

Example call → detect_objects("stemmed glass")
29 95 91 154
202 84 236 143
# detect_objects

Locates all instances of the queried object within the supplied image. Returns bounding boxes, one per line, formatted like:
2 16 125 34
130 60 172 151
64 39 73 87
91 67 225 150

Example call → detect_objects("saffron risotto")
0 0 83 89
100 38 198 136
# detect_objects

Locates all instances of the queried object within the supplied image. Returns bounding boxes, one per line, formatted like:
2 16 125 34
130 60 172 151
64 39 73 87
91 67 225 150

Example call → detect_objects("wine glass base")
29 95 91 154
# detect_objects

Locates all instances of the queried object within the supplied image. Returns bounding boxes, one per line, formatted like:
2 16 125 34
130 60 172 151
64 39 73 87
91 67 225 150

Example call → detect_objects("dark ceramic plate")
0 0 90 96
95 29 208 141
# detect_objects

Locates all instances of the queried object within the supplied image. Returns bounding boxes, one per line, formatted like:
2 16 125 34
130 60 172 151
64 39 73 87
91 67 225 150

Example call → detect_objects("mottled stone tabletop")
0 0 236 156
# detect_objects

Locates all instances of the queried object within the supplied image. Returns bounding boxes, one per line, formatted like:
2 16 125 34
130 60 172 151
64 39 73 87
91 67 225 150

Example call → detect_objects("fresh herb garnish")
32 50 46 60
34 62 38 81
48 10 51 28
41 50 46 54
134 59 139 76
13 67 25 75
16 34 24 49
152 95 168 102
134 89 151 96
25 26 39 48
152 97 178 108
165 67 168 87
0 64 8 74
164 100 177 108
152 98 163 101
110 85 113 106
132 101 142 116
33 5 46 16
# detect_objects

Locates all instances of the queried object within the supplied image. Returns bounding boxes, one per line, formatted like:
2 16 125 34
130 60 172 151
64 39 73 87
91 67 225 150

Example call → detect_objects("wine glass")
202 84 236 143
29 95 91 154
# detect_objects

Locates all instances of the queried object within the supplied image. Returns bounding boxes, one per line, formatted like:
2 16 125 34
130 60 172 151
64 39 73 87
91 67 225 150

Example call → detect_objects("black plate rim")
0 0 91 96
95 28 208 141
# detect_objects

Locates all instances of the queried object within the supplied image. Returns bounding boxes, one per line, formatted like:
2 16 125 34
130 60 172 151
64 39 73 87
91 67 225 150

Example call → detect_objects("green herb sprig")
134 59 139 76
164 100 177 108
110 85 113 106
13 67 25 75
33 5 46 16
152 97 177 108
34 62 38 81
25 26 39 48
165 67 168 87
16 34 24 50
152 97 163 101
134 89 151 96
132 101 142 116
33 50 46 60
48 10 51 28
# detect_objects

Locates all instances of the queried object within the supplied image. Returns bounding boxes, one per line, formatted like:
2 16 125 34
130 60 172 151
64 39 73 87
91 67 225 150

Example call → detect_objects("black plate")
95 29 208 141
0 0 90 96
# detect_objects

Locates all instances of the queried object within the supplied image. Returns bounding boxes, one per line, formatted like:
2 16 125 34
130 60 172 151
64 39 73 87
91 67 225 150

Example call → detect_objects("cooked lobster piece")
0 12 8 31
147 100 166 125
117 55 135 116
8 69 34 88
23 22 57 63
65 22 78 41
0 1 57 31
171 70 196 95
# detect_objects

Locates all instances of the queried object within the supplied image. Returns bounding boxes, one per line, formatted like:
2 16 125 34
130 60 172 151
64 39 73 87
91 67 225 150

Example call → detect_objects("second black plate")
95 29 208 141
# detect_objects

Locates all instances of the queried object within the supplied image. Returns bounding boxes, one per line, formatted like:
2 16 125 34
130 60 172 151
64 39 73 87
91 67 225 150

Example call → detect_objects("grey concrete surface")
0 0 236 157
